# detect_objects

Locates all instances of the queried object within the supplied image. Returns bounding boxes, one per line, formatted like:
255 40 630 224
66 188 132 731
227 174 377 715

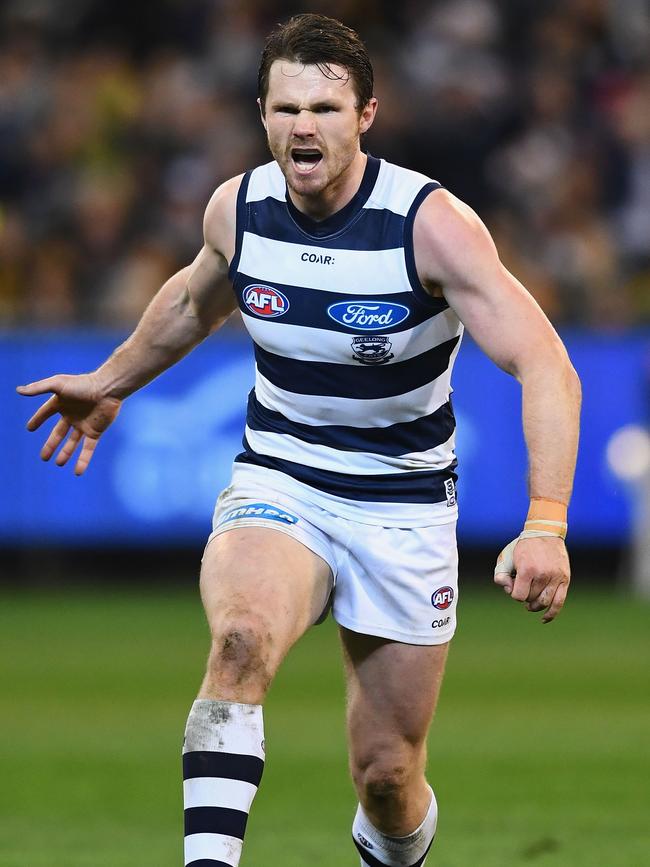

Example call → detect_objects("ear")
257 97 268 131
358 97 378 135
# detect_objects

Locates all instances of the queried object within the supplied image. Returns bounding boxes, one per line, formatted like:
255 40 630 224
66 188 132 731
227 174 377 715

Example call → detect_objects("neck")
288 151 367 221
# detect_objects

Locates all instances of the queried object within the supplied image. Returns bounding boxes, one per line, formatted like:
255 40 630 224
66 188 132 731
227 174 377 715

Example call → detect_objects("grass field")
1 584 648 867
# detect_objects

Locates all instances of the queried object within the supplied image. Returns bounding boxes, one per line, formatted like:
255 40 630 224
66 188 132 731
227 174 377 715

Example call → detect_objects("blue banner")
3 329 648 545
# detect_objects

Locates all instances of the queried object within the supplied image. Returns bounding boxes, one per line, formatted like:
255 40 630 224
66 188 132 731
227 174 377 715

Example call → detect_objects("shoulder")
413 188 500 287
203 173 245 262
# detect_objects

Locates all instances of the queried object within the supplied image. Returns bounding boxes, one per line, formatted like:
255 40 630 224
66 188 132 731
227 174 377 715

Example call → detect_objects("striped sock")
353 787 438 867
183 699 265 867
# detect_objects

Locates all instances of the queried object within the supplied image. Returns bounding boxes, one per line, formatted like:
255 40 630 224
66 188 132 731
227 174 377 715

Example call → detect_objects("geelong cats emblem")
351 335 394 365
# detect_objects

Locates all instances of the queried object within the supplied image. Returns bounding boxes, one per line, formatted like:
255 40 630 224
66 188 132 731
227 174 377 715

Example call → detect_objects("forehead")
266 59 355 104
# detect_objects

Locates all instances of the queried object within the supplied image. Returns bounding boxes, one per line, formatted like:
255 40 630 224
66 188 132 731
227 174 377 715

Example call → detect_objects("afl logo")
431 586 454 610
327 301 409 331
243 284 289 318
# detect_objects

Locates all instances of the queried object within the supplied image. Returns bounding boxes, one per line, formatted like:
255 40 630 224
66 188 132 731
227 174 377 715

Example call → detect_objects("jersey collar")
284 154 380 239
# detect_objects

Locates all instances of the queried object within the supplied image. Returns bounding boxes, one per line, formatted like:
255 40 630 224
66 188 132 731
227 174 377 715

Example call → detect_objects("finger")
26 395 60 431
494 539 517 593
74 435 99 476
17 376 64 397
542 583 569 623
55 428 83 466
526 578 557 612
494 569 514 594
40 418 70 461
511 571 533 603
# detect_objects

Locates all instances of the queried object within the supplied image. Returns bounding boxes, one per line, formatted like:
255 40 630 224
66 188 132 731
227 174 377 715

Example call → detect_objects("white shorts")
208 477 458 646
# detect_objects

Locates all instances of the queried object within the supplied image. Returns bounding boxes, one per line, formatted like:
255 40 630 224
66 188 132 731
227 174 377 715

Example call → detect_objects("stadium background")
1 1 649 865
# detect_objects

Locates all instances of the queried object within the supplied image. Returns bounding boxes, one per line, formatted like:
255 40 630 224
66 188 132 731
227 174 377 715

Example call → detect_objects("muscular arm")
17 175 242 473
94 177 241 399
414 190 581 619
414 190 581 504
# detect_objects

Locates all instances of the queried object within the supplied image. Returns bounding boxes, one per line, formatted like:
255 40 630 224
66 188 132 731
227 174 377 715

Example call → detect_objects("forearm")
93 266 213 399
520 349 581 505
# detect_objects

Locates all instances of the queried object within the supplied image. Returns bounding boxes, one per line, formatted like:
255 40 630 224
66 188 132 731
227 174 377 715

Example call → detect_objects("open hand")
17 374 121 475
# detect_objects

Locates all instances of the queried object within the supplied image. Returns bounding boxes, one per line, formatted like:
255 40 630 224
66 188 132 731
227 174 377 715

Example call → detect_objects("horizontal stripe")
366 160 440 216
246 391 456 456
242 307 461 364
186 860 233 867
183 752 264 787
254 337 460 400
183 701 265 758
235 445 457 503
237 278 445 334
230 462 458 527
239 233 410 295
184 806 248 839
183 778 258 812
249 198 406 249
254 361 456 428
184 832 242 867
244 425 456 476
354 837 434 867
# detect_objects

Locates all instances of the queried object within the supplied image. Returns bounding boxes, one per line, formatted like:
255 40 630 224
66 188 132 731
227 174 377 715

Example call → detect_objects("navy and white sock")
353 787 438 867
183 700 265 866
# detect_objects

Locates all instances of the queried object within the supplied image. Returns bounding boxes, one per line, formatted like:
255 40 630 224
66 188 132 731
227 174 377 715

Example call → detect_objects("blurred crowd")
1 0 649 329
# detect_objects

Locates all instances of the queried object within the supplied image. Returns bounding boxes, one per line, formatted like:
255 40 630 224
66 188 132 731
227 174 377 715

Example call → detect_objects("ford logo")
327 301 410 331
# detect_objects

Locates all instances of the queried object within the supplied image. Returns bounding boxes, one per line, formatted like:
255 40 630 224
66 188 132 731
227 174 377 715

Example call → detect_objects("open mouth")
291 149 323 174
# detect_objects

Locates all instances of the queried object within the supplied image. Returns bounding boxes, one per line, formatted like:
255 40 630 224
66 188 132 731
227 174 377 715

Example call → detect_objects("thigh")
201 526 332 664
332 520 459 646
341 628 449 755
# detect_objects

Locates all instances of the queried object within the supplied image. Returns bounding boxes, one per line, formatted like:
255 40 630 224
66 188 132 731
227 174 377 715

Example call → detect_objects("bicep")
415 192 566 378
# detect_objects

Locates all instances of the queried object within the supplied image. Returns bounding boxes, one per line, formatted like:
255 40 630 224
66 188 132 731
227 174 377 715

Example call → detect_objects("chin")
287 170 328 196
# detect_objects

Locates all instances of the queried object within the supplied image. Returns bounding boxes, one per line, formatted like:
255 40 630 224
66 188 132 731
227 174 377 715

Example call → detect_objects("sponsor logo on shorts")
220 502 299 526
432 616 451 629
327 301 410 331
243 284 289 318
351 335 394 365
357 833 374 850
431 586 454 610
444 478 457 507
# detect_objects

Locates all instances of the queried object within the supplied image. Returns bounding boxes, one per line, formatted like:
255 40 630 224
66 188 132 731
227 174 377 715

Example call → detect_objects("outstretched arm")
414 190 581 621
17 175 241 474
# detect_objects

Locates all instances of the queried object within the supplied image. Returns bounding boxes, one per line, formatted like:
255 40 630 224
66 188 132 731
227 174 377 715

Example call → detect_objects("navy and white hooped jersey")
228 154 464 527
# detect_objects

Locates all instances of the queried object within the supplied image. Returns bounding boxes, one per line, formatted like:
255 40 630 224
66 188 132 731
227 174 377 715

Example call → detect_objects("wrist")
90 367 127 401
523 497 568 540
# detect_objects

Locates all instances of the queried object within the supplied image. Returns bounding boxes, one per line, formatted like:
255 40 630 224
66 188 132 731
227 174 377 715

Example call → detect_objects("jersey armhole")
403 182 447 310
227 171 252 281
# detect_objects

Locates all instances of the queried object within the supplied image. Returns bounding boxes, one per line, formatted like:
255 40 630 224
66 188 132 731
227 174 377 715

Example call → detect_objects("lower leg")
341 632 450 867
351 744 438 867
183 527 332 867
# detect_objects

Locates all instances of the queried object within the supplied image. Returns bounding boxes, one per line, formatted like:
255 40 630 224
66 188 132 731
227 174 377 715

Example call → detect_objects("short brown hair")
258 13 374 113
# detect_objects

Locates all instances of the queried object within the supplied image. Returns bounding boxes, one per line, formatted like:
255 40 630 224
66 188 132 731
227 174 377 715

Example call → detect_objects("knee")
206 615 274 695
352 750 417 805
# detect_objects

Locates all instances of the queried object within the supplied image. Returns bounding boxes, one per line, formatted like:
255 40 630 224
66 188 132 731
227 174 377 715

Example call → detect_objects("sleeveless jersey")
227 154 464 527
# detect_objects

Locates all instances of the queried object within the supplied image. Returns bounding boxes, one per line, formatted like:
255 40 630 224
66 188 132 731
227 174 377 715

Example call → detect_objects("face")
260 60 377 199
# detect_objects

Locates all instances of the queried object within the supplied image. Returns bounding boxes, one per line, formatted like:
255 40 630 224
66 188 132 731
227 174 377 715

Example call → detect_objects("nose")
292 109 317 138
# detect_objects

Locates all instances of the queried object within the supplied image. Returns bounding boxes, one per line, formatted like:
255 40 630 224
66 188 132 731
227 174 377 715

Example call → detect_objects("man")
17 14 580 867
